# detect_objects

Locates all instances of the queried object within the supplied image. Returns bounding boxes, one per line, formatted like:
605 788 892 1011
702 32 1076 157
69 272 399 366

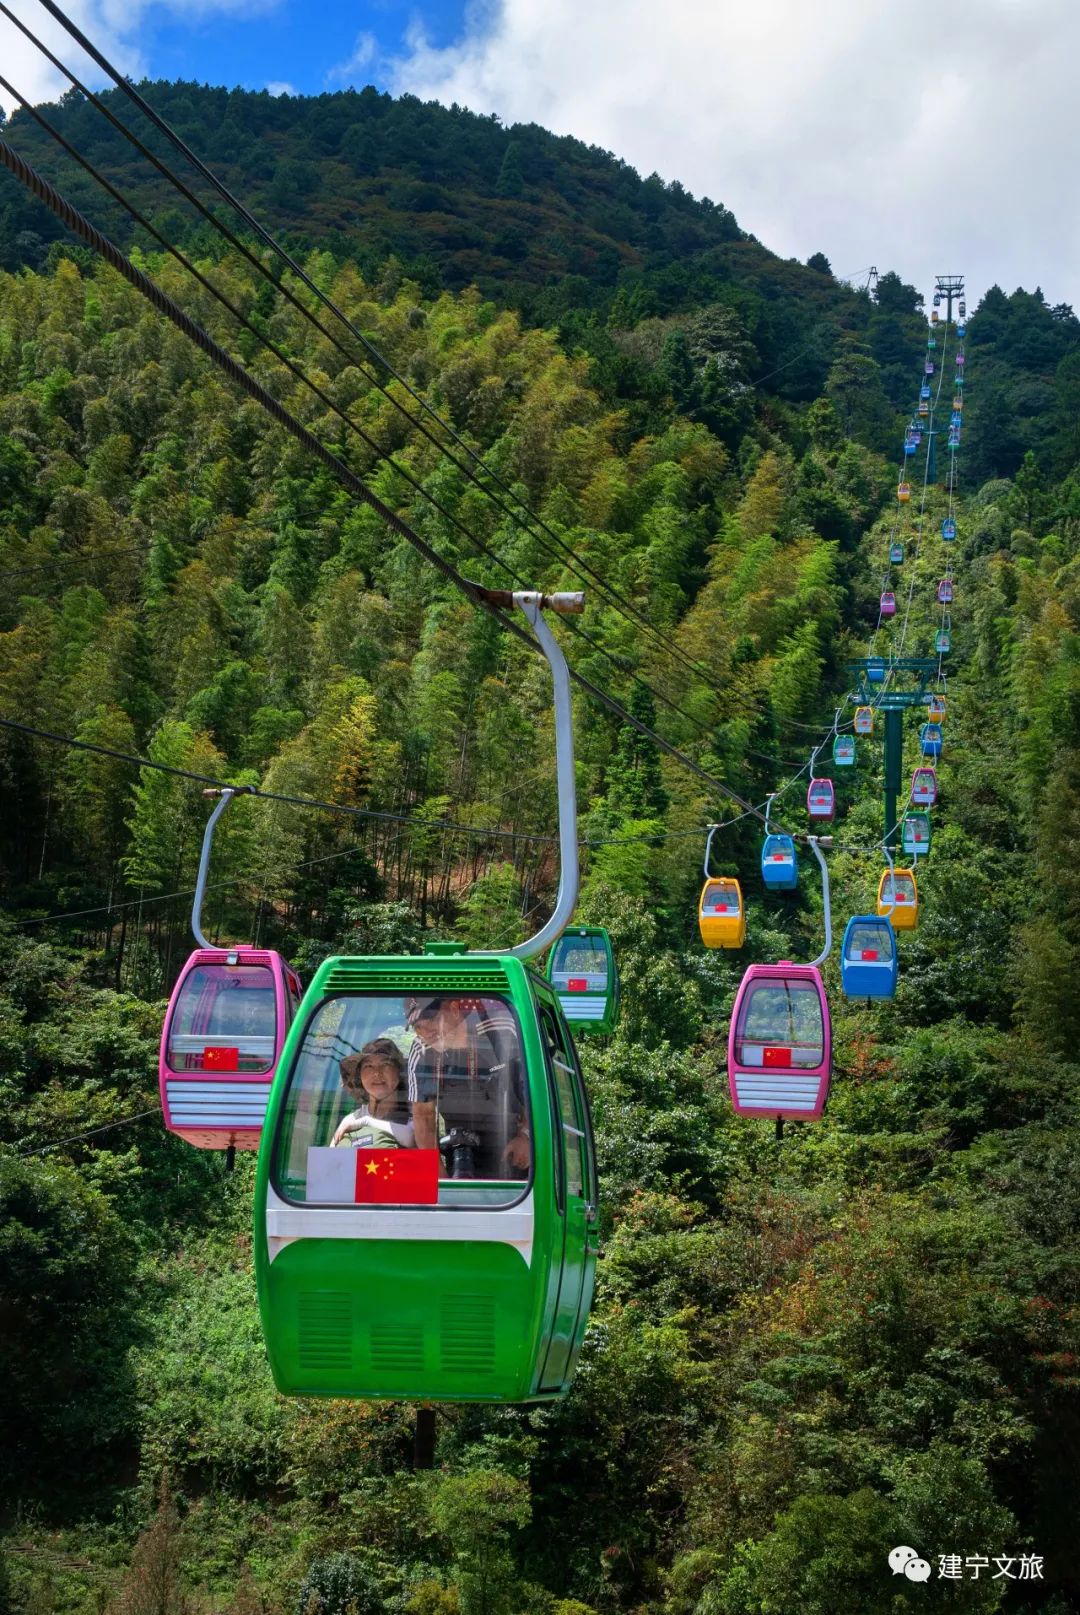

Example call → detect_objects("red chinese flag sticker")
567 977 588 992
763 1047 792 1068
861 949 879 960
203 1046 239 1070
354 1149 440 1204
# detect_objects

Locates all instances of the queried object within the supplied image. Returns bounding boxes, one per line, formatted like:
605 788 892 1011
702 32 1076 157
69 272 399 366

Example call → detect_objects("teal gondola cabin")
546 926 619 1035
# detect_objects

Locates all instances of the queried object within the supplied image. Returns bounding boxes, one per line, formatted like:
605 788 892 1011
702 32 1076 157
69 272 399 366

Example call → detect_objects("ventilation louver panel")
733 1076 822 1111
369 1319 426 1374
297 1292 352 1371
441 1294 497 1374
321 962 510 996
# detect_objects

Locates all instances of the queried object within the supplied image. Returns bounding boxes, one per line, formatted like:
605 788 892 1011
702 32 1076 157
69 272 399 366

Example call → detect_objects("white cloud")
388 0 1080 311
0 0 144 114
0 0 282 118
327 29 378 86
265 79 295 96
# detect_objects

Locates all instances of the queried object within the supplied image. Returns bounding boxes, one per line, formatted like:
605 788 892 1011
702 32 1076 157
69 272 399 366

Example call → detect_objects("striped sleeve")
407 1038 423 1103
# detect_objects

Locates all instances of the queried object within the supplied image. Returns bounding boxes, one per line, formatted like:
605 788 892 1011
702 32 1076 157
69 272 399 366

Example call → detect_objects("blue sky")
2 0 1078 309
133 0 468 98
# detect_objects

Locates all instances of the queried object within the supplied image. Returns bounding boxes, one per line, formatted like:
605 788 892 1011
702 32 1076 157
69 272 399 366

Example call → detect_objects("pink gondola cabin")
728 963 831 1121
807 778 835 820
911 767 938 807
160 947 302 1150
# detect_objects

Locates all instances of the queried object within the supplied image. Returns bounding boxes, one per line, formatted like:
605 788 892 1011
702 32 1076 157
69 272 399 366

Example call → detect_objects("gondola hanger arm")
191 785 255 949
474 590 580 960
882 841 897 919
807 836 833 970
703 824 722 880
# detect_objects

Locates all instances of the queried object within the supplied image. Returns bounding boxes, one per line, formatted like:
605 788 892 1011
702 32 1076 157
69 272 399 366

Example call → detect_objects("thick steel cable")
0 713 753 857
0 714 557 841
0 19 867 796
0 29 740 746
0 138 764 823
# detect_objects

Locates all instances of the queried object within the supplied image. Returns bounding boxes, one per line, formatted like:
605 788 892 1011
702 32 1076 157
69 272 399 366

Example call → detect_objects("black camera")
439 1127 482 1179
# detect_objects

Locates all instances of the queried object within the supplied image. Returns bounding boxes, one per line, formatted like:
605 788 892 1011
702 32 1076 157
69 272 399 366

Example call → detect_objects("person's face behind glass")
413 1009 443 1050
360 1056 400 1107
437 1002 468 1045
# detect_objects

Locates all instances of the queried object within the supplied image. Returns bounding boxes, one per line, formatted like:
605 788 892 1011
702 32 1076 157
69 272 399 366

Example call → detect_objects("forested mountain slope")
1 81 1079 1615
0 79 927 410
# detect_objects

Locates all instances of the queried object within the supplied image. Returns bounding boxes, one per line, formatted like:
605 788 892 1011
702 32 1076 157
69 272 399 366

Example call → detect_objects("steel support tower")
934 274 965 326
847 659 941 853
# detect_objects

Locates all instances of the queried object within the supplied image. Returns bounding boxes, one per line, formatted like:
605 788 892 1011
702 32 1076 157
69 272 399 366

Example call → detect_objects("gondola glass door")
534 990 597 1392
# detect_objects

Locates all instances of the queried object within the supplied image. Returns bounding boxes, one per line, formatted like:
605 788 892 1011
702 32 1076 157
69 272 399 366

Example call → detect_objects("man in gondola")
406 997 530 1178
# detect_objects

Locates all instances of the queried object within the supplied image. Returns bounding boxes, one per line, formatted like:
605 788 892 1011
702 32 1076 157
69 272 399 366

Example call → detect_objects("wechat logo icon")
889 1546 932 1583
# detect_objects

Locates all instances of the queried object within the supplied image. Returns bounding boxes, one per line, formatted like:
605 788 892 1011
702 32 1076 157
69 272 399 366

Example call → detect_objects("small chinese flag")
567 977 588 992
354 1149 441 1204
203 1046 239 1070
861 949 879 960
763 1047 792 1068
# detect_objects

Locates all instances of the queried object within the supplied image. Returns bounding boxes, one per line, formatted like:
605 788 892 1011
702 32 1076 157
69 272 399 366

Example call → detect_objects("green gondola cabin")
254 951 598 1404
546 925 619 1035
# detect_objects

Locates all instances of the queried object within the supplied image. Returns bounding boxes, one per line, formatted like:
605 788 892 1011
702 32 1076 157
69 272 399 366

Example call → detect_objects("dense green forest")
2 76 1080 1615
0 79 930 417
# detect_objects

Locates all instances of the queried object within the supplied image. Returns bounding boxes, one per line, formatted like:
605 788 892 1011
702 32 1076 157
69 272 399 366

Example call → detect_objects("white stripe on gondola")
556 995 606 1019
264 1183 535 1267
165 1079 270 1127
734 1078 821 1109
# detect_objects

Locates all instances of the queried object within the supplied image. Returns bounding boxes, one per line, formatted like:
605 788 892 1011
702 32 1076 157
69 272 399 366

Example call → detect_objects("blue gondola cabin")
920 722 943 759
761 834 798 891
840 916 898 999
